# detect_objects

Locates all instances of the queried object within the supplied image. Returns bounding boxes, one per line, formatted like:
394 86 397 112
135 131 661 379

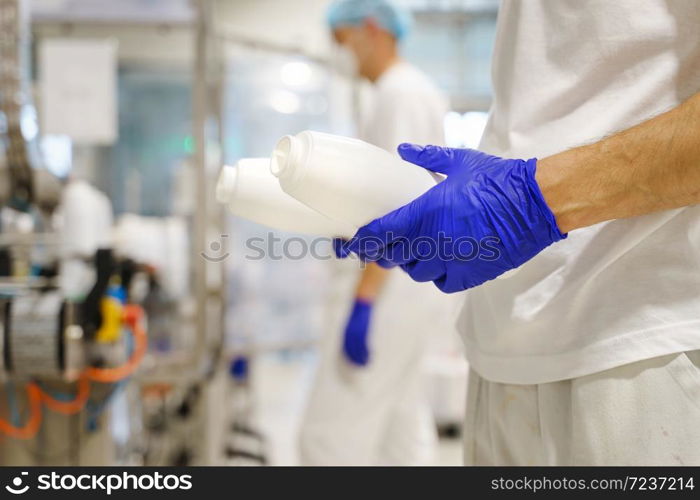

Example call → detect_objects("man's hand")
340 144 566 293
342 299 373 366
338 93 700 294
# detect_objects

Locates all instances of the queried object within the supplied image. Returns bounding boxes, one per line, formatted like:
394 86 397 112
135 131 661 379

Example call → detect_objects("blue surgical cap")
327 0 412 41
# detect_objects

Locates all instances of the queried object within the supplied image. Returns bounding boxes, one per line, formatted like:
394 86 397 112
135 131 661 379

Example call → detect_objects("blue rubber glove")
332 237 351 259
341 144 566 293
342 299 372 366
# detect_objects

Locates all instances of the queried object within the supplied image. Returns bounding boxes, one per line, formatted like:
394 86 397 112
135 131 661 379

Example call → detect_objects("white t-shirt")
360 60 448 150
461 0 700 384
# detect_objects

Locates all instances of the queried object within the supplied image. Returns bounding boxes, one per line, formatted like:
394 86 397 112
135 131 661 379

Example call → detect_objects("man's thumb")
398 143 459 175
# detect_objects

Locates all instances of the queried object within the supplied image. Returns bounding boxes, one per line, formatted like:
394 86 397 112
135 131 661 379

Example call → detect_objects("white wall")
31 0 193 23
32 0 337 65
33 24 194 66
216 0 334 60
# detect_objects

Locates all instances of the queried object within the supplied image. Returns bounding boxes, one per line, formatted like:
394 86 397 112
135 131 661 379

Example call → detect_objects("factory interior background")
0 0 500 466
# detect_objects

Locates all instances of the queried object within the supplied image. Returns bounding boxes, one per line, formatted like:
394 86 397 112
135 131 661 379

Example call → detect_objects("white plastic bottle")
270 131 519 279
270 131 440 228
59 180 114 298
216 158 356 238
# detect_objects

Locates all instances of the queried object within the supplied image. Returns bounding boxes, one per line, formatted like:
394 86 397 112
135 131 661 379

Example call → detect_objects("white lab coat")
299 62 460 465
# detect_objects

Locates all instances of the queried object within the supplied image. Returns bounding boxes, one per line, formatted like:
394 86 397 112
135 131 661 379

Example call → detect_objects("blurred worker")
299 0 458 465
343 0 700 465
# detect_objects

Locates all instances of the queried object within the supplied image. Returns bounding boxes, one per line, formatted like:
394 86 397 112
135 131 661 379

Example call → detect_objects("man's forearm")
536 92 700 233
355 262 390 301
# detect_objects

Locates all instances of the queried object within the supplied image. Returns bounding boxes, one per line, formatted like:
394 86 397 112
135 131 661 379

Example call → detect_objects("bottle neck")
271 133 310 187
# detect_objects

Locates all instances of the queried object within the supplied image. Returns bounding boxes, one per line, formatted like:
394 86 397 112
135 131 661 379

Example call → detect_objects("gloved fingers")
432 275 454 293
375 258 398 269
346 184 430 262
345 213 403 261
434 270 473 294
401 259 445 283
354 347 369 366
398 143 461 175
344 340 369 366
380 238 413 266
382 236 444 268
345 223 387 262
332 238 351 259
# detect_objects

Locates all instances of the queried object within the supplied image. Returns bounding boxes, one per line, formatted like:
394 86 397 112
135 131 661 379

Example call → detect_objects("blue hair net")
327 0 412 41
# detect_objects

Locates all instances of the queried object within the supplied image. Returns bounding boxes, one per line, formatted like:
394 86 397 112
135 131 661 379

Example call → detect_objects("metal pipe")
192 0 210 377
216 30 330 66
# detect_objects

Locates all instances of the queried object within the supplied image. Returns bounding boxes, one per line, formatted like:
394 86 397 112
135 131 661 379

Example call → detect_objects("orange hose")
39 374 91 415
0 304 147 438
85 305 147 383
0 383 43 440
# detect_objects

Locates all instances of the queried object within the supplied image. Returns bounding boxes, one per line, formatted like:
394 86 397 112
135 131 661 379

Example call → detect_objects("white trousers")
299 262 458 465
464 350 700 465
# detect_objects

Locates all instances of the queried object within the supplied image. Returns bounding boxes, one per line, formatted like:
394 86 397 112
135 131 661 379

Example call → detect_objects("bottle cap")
270 134 302 178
